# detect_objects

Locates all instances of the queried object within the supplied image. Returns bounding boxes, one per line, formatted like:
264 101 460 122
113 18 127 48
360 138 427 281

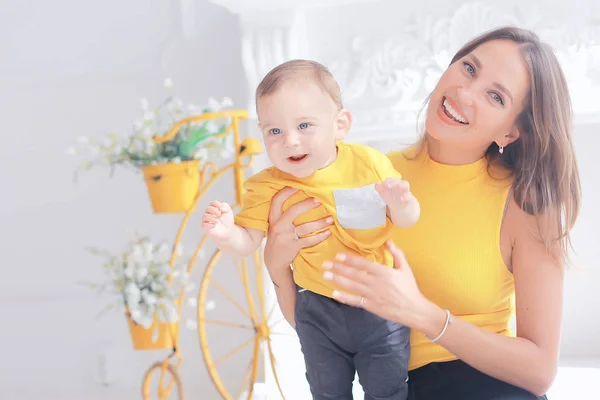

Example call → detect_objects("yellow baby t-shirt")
234 140 403 298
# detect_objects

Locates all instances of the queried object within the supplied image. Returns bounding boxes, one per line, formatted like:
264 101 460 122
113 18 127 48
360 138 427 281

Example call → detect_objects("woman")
262 26 581 399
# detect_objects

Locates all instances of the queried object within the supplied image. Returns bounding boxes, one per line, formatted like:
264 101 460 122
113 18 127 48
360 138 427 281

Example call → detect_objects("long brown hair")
414 26 582 264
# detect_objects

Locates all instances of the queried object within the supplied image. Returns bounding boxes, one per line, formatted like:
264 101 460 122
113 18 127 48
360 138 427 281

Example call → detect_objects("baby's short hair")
255 59 343 110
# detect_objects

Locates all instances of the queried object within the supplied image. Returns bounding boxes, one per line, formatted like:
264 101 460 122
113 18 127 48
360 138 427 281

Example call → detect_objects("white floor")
5 364 597 399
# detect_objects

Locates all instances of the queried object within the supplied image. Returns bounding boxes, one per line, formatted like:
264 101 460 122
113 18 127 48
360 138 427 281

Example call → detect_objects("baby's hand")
202 201 235 240
375 177 414 207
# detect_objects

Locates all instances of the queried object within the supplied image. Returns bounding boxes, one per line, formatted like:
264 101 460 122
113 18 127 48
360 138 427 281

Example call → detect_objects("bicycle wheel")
142 361 184 400
197 248 287 400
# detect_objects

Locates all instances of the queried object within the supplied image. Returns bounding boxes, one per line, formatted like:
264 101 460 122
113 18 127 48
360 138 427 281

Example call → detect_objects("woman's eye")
463 62 475 76
270 128 281 135
299 122 310 130
491 93 504 105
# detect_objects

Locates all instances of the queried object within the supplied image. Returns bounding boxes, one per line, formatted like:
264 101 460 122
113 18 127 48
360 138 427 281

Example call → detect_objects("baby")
202 59 419 399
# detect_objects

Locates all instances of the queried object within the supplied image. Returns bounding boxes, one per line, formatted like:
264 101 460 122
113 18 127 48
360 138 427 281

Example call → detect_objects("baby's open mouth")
288 154 308 162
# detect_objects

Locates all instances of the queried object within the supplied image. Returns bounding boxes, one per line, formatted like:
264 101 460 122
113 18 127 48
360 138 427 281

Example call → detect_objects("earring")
499 145 504 154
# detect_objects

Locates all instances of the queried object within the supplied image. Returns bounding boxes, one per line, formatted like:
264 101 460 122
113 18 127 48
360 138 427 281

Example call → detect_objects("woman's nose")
457 87 475 107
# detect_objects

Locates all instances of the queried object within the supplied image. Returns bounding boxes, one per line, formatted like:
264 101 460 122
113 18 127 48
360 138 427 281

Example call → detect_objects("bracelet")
426 309 454 343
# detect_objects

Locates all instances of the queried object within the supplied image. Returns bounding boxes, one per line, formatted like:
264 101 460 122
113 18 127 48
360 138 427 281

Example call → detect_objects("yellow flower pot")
126 313 180 351
142 160 200 214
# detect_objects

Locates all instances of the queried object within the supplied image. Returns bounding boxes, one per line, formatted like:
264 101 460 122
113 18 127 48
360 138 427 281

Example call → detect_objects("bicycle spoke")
269 317 286 330
266 302 278 324
270 331 297 338
236 360 254 400
202 318 254 330
267 337 287 400
214 336 255 368
209 278 252 320
235 258 245 284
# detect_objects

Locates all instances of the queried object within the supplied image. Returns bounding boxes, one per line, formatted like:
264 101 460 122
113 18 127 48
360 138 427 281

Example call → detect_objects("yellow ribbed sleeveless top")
388 146 515 371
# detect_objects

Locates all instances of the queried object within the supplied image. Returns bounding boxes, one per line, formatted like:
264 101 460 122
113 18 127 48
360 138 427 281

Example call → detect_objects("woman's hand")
322 240 443 332
263 187 333 283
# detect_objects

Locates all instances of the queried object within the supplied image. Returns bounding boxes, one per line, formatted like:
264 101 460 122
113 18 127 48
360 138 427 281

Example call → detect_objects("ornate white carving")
237 10 310 118
326 2 600 133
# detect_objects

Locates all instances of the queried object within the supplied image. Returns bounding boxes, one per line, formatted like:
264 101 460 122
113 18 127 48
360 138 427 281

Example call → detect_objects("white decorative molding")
324 2 600 135
210 0 381 13
214 0 600 142
237 9 310 117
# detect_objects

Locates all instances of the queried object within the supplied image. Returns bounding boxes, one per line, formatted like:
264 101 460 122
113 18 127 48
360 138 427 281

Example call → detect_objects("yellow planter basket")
142 160 201 214
126 314 180 351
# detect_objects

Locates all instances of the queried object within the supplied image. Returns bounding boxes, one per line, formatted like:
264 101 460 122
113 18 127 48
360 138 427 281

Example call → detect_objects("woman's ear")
335 109 352 140
497 125 521 148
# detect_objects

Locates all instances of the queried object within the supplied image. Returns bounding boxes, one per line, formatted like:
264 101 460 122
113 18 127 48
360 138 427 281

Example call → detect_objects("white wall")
0 1 252 399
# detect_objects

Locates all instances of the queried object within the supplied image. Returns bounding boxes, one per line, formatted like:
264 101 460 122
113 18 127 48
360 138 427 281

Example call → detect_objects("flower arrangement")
68 78 236 178
83 233 191 333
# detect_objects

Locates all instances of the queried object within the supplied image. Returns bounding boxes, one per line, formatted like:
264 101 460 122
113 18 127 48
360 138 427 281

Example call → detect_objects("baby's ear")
335 109 352 140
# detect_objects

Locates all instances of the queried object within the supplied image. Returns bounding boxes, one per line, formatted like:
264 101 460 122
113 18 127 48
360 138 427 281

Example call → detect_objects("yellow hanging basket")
142 160 201 214
126 313 181 351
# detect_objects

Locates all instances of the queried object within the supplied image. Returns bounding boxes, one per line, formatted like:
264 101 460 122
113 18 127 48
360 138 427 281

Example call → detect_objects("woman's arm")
270 268 297 328
323 198 564 396
263 187 333 328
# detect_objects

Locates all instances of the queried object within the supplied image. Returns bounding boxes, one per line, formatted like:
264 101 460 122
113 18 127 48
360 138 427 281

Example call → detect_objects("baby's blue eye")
270 128 281 135
299 122 309 130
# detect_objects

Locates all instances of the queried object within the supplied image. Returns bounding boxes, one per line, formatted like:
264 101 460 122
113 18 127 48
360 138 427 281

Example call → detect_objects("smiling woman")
262 26 582 400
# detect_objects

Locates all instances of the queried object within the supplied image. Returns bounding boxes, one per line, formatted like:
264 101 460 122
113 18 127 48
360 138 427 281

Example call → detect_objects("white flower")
187 104 202 115
123 264 135 279
167 98 183 113
138 313 154 329
143 111 154 122
157 242 169 254
192 148 208 161
205 122 220 132
66 147 77 155
77 136 89 144
185 319 197 330
185 282 196 293
150 281 164 293
140 98 149 110
205 300 216 311
221 97 233 108
124 282 141 305
164 303 179 322
134 266 149 282
142 242 154 260
141 288 157 305
207 97 221 112
187 297 197 307
164 77 174 89
157 263 171 275
131 245 144 263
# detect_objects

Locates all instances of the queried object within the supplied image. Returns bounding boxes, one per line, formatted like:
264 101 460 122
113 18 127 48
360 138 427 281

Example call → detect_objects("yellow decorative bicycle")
138 110 286 400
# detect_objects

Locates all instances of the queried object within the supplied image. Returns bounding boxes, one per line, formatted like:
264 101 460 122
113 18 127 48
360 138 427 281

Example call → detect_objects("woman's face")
425 39 530 154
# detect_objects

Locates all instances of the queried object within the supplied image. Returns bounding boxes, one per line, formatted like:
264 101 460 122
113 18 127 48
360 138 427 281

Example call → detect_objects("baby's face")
257 80 349 178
